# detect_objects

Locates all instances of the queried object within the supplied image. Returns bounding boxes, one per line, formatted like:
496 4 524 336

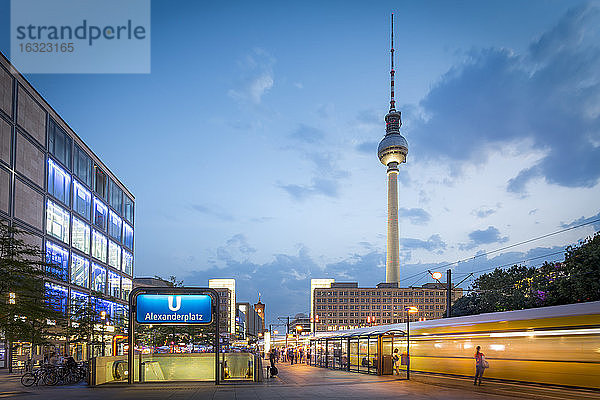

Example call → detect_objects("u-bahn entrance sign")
128 287 220 384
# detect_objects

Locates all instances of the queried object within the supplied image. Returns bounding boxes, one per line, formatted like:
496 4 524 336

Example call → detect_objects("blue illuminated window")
46 199 70 244
108 210 122 241
122 251 133 276
47 158 71 205
114 303 128 325
91 263 106 294
73 180 91 220
123 223 133 250
93 197 108 231
72 216 90 254
121 277 132 301
45 241 69 281
71 253 89 288
95 298 114 321
91 230 107 262
45 282 68 314
108 271 120 298
70 290 89 315
108 241 121 270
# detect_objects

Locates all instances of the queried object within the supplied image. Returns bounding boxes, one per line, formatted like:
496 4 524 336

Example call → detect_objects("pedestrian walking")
474 346 487 386
392 348 400 375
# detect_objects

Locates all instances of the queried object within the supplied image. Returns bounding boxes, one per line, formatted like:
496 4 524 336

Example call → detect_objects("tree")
452 232 600 316
0 223 64 370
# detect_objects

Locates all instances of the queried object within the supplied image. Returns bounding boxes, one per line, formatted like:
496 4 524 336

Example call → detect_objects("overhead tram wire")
399 218 600 285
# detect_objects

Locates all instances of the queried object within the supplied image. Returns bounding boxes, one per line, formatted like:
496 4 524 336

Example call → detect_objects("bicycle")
20 364 55 387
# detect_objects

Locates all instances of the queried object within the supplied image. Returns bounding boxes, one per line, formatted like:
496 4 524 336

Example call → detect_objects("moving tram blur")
307 301 600 389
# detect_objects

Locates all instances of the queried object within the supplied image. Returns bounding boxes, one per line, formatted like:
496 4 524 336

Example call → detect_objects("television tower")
377 13 408 284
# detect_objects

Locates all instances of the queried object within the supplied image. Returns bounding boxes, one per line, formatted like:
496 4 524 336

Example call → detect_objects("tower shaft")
386 165 400 283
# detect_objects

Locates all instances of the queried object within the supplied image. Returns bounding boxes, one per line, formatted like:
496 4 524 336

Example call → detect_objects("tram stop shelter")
308 326 408 376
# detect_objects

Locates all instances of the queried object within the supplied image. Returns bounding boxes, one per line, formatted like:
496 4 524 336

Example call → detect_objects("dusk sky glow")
1 0 599 323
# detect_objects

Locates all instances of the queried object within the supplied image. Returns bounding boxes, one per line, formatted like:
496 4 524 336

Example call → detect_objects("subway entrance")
90 287 261 385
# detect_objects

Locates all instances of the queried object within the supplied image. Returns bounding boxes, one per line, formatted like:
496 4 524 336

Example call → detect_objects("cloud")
228 48 275 104
289 124 325 144
278 125 349 201
191 204 234 221
278 177 340 200
356 140 377 154
401 234 446 252
399 207 431 225
460 226 509 250
560 210 600 231
471 204 500 219
406 4 600 194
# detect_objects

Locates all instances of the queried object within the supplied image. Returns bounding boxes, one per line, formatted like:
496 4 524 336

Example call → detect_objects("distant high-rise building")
377 14 408 284
209 279 236 337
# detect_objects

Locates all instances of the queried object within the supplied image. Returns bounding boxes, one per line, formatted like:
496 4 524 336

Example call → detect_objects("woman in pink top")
474 346 485 386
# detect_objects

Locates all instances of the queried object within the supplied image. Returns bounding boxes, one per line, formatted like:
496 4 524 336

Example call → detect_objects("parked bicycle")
20 364 56 387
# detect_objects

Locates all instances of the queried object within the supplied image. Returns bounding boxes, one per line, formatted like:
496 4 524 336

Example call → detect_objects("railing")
90 353 262 386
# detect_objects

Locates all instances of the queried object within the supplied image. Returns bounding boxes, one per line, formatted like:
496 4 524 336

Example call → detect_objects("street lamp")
100 311 107 357
404 306 418 380
431 271 442 280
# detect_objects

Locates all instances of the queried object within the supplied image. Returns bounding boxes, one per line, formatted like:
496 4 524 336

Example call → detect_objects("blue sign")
136 294 212 324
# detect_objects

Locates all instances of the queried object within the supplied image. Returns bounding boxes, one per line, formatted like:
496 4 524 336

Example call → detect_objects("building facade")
0 52 135 360
311 280 462 332
209 279 236 338
236 302 262 340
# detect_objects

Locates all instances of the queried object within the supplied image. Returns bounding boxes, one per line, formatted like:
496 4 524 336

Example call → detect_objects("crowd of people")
267 344 490 386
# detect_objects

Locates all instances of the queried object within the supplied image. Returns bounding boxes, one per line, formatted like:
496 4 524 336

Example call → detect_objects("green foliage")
0 223 64 346
452 232 600 316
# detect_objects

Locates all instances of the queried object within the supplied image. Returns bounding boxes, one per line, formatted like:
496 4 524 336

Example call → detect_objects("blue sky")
1 0 599 324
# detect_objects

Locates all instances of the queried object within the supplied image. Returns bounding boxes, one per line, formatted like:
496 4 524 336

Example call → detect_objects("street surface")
1 362 599 399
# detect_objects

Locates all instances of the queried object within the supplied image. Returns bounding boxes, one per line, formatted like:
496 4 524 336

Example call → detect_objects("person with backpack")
474 346 488 386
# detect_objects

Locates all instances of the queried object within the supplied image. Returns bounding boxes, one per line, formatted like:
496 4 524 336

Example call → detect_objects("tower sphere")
378 133 408 166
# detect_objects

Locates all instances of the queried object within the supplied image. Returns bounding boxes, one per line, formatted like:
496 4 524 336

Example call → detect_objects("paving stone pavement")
1 362 599 399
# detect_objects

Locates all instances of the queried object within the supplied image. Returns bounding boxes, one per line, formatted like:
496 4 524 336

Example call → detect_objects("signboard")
136 294 212 324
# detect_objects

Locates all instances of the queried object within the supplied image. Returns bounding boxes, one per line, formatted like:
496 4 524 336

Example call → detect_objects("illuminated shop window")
123 223 133 250
122 251 133 275
91 229 107 262
73 180 91 220
71 253 89 288
93 197 108 231
95 298 114 320
47 158 71 205
108 271 120 298
72 216 90 254
108 210 122 241
108 241 121 270
70 290 88 315
45 241 68 281
114 303 128 325
73 145 92 187
121 277 132 301
91 263 106 294
124 195 134 224
45 282 68 314
46 199 70 244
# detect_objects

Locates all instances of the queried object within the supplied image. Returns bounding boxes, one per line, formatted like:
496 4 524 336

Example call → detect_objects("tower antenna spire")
390 13 395 111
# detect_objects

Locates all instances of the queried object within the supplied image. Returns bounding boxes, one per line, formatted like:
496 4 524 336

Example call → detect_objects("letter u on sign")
168 295 181 311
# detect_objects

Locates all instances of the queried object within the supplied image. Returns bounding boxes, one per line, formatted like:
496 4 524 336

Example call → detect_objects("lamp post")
296 325 302 346
100 311 106 357
404 306 418 380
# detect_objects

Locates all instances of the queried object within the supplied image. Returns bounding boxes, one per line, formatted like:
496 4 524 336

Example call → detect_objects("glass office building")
0 52 135 362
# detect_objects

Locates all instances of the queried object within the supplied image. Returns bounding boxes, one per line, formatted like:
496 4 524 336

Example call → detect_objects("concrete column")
386 163 400 283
